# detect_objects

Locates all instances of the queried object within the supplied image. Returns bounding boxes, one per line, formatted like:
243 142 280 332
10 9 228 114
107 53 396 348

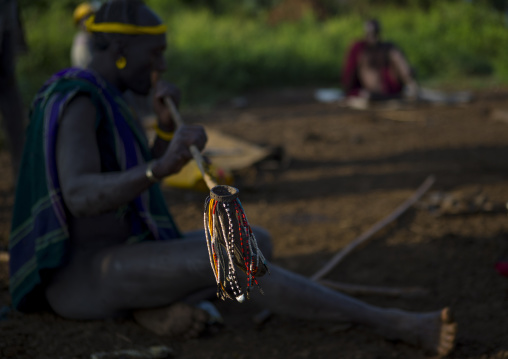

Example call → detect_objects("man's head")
364 19 381 44
88 0 167 95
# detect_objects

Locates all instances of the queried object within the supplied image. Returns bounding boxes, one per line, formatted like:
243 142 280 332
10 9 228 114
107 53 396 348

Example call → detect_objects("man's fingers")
173 126 207 151
154 81 181 106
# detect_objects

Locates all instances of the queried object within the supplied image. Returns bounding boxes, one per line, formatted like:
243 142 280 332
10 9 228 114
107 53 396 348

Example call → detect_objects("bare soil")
1 87 508 359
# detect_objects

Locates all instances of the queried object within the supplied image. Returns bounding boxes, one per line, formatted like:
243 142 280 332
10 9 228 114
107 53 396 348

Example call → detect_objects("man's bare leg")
45 227 271 338
45 229 455 355
249 265 456 356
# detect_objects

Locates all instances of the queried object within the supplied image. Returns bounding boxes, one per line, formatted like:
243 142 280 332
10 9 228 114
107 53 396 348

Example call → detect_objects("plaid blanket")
8 68 181 311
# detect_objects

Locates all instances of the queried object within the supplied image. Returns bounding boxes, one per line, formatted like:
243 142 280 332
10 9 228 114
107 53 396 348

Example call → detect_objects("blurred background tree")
13 0 508 107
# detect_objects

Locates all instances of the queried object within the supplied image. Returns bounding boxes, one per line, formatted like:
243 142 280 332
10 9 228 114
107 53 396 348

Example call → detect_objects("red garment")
341 40 403 97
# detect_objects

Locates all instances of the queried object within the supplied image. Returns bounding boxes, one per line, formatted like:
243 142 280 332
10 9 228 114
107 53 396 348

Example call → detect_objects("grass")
16 3 76 104
13 1 508 108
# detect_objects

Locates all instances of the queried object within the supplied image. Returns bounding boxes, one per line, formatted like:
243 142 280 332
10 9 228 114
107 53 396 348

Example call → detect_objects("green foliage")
162 9 351 104
149 0 278 16
368 2 506 80
14 0 508 107
160 2 508 105
17 2 76 103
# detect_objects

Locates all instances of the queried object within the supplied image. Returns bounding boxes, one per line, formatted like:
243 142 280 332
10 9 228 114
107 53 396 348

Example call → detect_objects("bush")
14 1 508 107
161 2 508 105
17 3 75 104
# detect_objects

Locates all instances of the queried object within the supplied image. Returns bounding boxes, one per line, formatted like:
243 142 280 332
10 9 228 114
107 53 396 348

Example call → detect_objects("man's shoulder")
30 68 108 123
36 68 106 100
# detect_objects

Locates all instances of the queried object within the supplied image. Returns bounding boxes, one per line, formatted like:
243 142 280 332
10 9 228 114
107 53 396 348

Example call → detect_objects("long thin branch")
317 279 428 297
311 175 435 281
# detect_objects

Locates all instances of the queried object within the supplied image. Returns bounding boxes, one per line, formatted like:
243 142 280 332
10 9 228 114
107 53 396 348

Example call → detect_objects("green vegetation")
17 3 76 104
15 1 508 107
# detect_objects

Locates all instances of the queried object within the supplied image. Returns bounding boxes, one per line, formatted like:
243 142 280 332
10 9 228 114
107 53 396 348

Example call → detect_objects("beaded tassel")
204 185 268 302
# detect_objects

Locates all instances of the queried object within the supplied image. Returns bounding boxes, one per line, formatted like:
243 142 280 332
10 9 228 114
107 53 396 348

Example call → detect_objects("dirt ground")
1 87 508 359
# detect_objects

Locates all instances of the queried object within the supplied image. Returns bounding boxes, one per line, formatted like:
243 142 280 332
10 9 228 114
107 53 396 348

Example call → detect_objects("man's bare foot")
385 307 457 357
132 302 210 339
422 308 457 357
346 96 369 110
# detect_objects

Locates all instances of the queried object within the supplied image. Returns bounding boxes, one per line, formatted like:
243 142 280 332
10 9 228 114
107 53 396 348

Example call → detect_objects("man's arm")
150 80 180 158
341 41 365 94
56 95 206 217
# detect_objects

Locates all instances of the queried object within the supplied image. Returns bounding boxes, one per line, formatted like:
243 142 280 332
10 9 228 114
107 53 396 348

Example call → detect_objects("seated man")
9 0 456 356
341 19 418 105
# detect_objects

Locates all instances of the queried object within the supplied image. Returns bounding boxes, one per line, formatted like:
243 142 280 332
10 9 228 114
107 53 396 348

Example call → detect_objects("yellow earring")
116 56 127 69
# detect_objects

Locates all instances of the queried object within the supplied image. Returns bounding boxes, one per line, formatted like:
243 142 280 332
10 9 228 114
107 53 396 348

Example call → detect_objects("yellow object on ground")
162 127 270 192
163 160 234 193
140 115 270 192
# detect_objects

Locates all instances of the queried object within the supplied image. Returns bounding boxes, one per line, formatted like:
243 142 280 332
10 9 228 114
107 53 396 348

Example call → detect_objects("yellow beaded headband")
85 15 166 35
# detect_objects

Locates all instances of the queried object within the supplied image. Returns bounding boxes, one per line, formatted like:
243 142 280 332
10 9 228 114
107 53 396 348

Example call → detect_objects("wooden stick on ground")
311 175 435 281
253 175 436 325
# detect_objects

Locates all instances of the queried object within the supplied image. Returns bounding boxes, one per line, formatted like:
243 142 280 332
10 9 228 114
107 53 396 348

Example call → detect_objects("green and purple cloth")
9 68 181 311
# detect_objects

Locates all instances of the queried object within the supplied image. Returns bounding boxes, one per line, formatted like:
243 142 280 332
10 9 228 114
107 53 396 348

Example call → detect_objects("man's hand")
152 78 181 132
151 124 207 179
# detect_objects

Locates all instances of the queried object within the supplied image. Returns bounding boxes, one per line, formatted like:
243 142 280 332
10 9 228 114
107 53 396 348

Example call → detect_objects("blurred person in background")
71 2 100 69
0 0 28 179
341 19 419 108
